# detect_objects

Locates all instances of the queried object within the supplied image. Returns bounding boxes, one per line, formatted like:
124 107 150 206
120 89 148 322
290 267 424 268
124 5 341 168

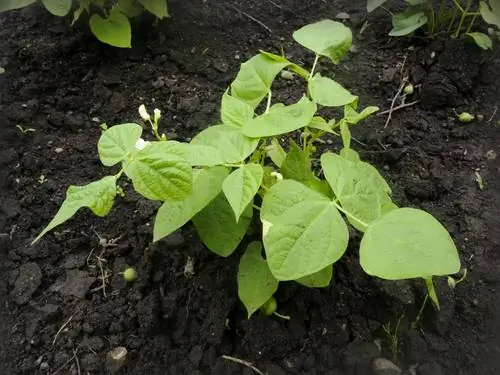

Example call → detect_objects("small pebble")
335 12 350 20
54 148 63 153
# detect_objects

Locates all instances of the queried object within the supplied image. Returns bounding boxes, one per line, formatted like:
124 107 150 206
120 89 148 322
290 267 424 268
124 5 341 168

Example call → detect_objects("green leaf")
41 0 72 16
261 180 349 280
321 152 393 231
266 138 287 168
296 265 333 288
389 10 428 36
344 105 379 125
223 164 263 221
281 140 329 196
360 208 461 280
480 1 500 29
33 176 117 244
124 141 192 201
98 123 143 166
0 0 36 12
139 0 169 18
466 32 493 50
242 96 317 138
153 166 229 241
193 193 253 257
259 51 310 79
309 73 357 107
367 0 388 12
292 20 352 64
238 241 279 318
221 91 255 128
118 0 143 17
173 143 224 167
230 53 290 109
339 147 361 162
191 125 259 164
307 116 335 133
89 7 132 48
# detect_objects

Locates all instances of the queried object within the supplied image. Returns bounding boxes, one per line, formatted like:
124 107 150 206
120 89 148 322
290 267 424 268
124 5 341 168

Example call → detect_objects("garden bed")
0 0 499 374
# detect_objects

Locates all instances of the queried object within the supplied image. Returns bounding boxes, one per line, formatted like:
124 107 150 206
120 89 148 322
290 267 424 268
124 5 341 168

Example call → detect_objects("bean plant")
367 0 500 50
0 0 169 48
33 20 460 317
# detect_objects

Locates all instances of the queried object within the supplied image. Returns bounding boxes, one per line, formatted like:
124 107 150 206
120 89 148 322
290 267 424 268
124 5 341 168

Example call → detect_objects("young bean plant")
0 0 169 48
33 20 461 317
367 0 500 50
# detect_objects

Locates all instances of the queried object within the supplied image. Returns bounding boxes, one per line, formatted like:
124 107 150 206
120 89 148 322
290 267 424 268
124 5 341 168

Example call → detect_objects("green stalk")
454 0 472 38
308 55 319 81
465 14 478 33
447 6 458 33
436 0 446 31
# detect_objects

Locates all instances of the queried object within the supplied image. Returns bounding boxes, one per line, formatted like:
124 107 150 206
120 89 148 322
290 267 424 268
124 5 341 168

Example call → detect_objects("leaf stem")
252 204 261 211
331 201 368 228
273 311 291 320
454 0 472 38
465 14 477 33
265 90 272 114
308 55 319 80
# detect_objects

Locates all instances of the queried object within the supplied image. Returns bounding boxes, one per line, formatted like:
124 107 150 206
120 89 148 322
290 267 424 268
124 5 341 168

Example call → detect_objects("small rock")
36 303 61 321
152 77 165 88
372 358 402 375
375 279 415 305
40 362 49 371
1 198 21 219
108 93 126 114
336 12 350 20
176 95 200 113
417 362 444 375
50 269 94 299
343 341 381 373
106 347 127 374
54 147 63 153
189 345 203 366
12 262 42 304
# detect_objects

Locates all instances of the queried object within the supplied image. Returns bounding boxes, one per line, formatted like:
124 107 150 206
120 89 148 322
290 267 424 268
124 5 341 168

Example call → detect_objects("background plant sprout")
31 20 461 318
367 0 500 50
0 0 169 48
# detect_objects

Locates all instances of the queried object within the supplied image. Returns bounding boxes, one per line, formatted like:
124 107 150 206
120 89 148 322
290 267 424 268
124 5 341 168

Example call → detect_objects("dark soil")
1 1 500 374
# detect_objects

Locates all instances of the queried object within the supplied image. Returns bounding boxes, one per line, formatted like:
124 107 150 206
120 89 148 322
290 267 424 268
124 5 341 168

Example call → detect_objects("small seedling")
16 125 36 135
121 267 137 282
457 111 475 123
382 315 402 359
448 268 468 288
32 20 461 319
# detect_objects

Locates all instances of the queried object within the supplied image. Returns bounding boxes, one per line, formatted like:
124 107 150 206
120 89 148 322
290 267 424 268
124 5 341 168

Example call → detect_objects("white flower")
262 220 273 237
135 138 150 150
270 171 283 181
153 108 161 122
138 104 150 121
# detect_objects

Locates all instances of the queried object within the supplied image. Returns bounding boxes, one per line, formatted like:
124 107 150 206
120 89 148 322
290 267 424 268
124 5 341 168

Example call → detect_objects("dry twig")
230 5 272 34
222 355 264 375
378 100 421 116
52 314 75 346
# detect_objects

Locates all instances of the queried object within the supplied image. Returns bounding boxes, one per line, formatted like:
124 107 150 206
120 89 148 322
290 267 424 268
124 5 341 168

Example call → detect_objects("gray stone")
189 345 203 366
12 262 42 304
1 198 21 218
50 269 94 299
375 279 415 305
372 358 402 375
417 362 444 375
343 341 381 373
336 12 351 20
106 347 127 374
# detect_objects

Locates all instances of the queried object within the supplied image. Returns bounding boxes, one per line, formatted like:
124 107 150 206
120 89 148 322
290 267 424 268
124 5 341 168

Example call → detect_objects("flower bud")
138 104 150 121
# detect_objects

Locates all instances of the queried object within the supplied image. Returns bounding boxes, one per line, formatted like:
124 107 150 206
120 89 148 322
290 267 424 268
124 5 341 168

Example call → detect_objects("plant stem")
454 0 472 38
465 14 477 33
308 55 319 80
331 201 368 228
447 6 458 33
273 312 291 320
451 0 464 13
252 204 261 211
265 90 272 114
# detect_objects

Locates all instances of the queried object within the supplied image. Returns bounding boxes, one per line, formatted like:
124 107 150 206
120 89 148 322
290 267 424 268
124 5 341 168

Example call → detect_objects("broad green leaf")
33 176 117 244
480 1 500 28
339 147 360 162
124 141 192 201
292 20 352 64
0 0 36 12
281 140 329 196
340 121 351 149
259 50 310 80
266 138 287 168
118 0 143 17
466 32 493 50
344 105 379 125
139 0 169 18
261 180 349 280
193 193 253 257
309 73 357 107
221 91 254 128
307 116 335 133
238 241 279 318
389 10 428 36
367 0 388 12
98 123 143 166
242 96 317 138
321 152 393 231
173 143 223 167
360 208 460 279
153 166 229 241
89 7 132 48
41 0 72 16
191 125 259 164
223 164 263 221
296 265 333 288
230 53 290 109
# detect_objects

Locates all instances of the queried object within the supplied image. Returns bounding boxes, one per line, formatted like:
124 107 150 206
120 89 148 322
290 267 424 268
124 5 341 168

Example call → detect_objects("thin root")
222 355 264 375
52 314 75 346
378 100 420 116
230 5 272 34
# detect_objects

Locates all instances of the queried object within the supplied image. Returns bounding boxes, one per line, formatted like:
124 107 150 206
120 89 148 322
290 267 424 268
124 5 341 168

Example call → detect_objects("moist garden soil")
1 1 499 374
